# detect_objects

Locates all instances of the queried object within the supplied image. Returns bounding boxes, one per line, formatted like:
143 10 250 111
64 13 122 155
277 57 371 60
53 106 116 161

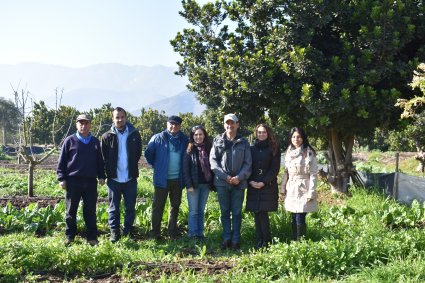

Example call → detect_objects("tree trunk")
1 125 5 146
327 128 357 194
28 162 34 197
416 151 425 173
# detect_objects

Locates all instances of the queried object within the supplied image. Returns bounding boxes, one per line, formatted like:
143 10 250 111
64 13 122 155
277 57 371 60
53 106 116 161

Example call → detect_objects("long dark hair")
288 127 316 155
187 125 212 153
255 123 279 156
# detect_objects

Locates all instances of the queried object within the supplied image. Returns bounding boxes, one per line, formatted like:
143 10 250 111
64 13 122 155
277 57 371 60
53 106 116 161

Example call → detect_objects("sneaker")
110 230 121 243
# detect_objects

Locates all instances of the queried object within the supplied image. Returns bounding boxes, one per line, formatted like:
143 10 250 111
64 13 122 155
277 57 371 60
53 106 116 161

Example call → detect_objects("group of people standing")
57 108 318 250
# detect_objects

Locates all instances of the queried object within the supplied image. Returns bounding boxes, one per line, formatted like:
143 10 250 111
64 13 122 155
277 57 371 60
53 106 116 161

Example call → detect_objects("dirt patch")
352 152 416 163
30 260 234 282
318 188 348 207
0 196 147 209
0 196 63 209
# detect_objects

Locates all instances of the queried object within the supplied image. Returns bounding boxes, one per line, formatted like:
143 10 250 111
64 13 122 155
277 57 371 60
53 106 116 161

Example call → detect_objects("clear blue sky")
0 0 202 68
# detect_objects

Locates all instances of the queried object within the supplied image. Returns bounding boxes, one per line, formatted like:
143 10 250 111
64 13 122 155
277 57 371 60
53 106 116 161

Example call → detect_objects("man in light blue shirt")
101 107 142 242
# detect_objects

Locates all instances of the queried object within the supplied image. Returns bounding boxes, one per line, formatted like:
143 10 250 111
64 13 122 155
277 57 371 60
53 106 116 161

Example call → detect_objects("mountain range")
0 62 205 115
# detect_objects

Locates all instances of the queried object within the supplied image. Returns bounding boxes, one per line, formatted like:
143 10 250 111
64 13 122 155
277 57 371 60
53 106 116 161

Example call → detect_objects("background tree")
89 103 114 137
0 97 21 146
179 112 206 135
12 88 65 197
172 0 425 193
396 63 425 172
30 101 54 145
53 105 79 144
135 108 168 147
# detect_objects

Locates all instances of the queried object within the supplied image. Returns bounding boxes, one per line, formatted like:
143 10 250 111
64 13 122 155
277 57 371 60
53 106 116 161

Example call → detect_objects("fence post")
393 152 399 200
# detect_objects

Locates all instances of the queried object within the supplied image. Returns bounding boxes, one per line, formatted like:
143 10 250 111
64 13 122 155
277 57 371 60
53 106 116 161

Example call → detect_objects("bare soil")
352 151 416 163
27 260 235 282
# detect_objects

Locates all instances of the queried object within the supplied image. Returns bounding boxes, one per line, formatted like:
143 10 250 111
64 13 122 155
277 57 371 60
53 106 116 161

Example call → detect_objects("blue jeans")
107 178 137 234
187 184 210 237
292 212 307 225
216 185 245 243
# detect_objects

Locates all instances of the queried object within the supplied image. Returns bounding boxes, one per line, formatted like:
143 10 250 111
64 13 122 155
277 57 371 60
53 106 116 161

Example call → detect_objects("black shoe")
292 223 298 241
168 232 180 239
255 240 263 250
149 231 163 241
64 237 74 247
297 224 307 240
262 239 271 249
231 242 240 251
110 230 121 243
88 239 99 246
196 235 206 241
220 239 231 250
123 227 132 237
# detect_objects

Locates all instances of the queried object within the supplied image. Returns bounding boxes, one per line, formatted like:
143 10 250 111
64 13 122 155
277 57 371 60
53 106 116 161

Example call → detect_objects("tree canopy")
171 0 425 192
0 97 21 145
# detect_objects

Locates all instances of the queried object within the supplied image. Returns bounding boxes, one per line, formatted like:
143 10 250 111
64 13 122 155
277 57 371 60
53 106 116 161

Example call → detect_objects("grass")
1 182 425 282
1 152 425 282
354 150 423 176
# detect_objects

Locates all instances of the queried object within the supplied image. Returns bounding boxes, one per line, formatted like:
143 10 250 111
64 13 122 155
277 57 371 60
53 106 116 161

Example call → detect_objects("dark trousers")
254 211 271 244
291 212 307 225
150 179 182 237
65 177 98 240
107 178 137 234
291 212 307 240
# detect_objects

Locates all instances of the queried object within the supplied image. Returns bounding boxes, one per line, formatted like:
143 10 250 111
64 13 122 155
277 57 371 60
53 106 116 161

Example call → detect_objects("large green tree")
172 0 425 192
0 97 20 145
396 63 425 172
135 108 168 147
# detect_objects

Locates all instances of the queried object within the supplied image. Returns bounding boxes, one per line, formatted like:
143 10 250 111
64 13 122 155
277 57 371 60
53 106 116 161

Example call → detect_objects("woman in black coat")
183 125 213 240
246 123 281 249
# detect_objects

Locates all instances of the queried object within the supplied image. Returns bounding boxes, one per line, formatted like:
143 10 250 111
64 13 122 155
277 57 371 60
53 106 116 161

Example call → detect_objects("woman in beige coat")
281 127 318 241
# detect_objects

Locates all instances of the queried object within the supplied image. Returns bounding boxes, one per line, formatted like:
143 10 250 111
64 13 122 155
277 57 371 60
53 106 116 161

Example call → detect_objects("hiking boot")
88 239 99 246
231 242 241 251
220 239 231 250
149 231 163 241
110 230 121 243
123 227 134 238
64 237 74 247
297 224 306 240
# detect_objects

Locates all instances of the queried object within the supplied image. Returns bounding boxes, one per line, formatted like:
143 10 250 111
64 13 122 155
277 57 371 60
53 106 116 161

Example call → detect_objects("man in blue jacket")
144 115 188 239
101 107 142 242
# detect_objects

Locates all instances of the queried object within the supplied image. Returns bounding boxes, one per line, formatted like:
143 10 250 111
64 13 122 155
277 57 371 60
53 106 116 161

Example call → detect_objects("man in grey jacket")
210 113 252 250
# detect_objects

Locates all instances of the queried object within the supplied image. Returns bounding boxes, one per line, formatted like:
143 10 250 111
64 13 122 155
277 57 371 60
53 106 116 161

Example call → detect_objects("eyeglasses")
192 125 204 132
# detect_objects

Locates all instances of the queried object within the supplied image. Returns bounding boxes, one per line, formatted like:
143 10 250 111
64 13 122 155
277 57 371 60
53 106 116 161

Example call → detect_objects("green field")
1 155 425 282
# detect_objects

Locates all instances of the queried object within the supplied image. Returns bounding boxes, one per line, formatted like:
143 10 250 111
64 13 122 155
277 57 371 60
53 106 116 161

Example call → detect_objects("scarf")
285 145 312 172
194 143 212 182
76 132 92 144
286 146 303 161
167 131 181 152
254 139 269 149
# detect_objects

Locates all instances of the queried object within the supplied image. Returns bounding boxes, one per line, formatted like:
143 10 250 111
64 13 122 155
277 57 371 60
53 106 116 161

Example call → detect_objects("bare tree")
12 86 72 197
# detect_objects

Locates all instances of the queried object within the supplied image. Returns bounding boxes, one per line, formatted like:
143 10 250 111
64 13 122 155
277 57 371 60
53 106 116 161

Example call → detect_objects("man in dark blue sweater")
57 114 106 246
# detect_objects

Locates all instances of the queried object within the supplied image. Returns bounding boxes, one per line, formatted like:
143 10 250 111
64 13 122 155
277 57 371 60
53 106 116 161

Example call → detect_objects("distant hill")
132 90 206 116
0 62 202 113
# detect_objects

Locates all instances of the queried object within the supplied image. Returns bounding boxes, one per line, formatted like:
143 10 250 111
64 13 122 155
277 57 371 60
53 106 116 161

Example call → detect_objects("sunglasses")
192 125 204 132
